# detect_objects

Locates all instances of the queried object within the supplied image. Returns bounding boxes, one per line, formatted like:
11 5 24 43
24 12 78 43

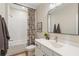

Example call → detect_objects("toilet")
25 45 36 56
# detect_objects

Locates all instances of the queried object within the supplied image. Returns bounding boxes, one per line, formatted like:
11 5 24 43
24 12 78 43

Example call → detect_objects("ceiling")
19 3 41 9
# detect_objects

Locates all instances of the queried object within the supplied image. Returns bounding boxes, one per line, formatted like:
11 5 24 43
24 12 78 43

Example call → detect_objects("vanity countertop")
35 39 79 56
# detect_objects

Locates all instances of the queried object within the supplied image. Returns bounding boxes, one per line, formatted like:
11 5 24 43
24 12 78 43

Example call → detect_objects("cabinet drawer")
54 52 61 56
35 47 43 56
41 44 54 56
35 47 46 56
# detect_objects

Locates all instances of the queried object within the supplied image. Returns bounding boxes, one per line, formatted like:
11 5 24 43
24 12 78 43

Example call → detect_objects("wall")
0 3 8 23
35 3 79 44
35 3 50 38
36 4 50 32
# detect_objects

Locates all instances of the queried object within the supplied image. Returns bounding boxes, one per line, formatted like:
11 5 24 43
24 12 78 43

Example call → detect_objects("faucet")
54 36 58 43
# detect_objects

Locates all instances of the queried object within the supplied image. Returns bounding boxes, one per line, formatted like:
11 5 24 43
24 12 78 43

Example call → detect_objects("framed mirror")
47 3 79 35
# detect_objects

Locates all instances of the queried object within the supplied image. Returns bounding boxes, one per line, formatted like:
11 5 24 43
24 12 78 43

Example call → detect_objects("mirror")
47 3 79 35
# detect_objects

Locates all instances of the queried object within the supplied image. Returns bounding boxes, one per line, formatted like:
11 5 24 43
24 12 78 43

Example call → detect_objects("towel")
0 15 10 56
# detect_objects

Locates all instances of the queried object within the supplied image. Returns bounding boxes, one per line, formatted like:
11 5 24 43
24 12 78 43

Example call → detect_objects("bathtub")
6 39 27 56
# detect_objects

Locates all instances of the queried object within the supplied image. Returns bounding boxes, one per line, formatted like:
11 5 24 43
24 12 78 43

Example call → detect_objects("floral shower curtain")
27 8 35 45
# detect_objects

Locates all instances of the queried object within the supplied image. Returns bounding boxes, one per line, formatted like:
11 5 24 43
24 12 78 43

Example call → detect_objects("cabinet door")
54 52 61 56
35 47 45 56
41 44 54 56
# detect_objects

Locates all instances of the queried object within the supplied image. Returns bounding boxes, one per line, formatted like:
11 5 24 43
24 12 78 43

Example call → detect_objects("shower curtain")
27 8 35 45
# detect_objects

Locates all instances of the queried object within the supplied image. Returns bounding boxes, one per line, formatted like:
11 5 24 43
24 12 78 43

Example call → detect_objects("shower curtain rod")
13 3 34 9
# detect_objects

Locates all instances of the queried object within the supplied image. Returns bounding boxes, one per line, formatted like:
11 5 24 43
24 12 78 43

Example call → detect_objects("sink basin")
48 40 63 48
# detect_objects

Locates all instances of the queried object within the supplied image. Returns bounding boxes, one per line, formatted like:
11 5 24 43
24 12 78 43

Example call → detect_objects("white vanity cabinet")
35 41 61 56
35 42 47 56
35 47 47 56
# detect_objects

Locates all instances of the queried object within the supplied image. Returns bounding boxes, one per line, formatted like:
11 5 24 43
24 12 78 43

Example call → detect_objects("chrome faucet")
54 36 58 43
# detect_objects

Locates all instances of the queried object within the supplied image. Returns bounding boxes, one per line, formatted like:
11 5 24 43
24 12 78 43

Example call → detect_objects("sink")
48 40 63 48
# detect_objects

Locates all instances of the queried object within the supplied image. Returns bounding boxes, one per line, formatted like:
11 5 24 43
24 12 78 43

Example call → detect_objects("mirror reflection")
48 3 79 35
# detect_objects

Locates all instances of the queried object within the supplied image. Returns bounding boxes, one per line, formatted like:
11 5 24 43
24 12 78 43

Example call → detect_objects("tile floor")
12 51 27 56
16 52 26 56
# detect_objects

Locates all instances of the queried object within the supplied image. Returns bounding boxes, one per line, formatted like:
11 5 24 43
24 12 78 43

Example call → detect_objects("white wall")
0 4 8 23
0 4 6 17
35 3 50 33
50 4 78 34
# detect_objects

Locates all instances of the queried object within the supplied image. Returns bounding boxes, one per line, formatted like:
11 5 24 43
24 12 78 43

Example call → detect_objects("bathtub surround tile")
27 8 35 45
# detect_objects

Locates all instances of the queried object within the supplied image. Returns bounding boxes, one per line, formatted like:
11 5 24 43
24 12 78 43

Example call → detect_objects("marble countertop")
35 39 79 56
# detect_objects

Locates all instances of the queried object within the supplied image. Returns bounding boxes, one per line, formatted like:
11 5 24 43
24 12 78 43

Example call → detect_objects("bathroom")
0 3 79 56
